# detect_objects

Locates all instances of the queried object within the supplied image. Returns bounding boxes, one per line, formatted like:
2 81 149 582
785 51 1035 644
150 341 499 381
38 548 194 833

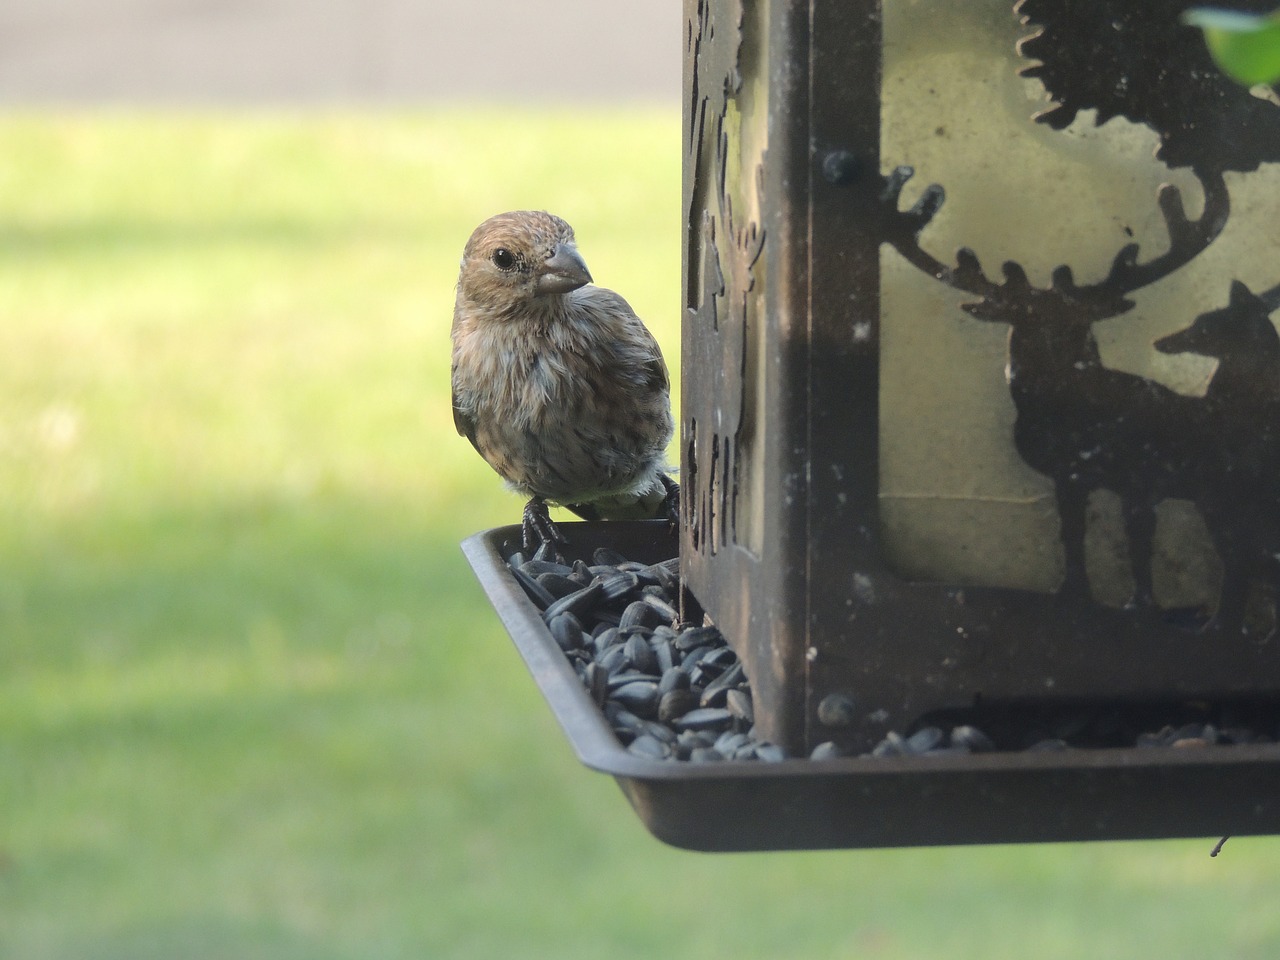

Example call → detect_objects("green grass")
2 110 1280 960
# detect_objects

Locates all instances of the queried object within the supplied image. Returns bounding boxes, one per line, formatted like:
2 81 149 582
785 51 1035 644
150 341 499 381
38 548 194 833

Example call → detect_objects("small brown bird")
451 210 678 551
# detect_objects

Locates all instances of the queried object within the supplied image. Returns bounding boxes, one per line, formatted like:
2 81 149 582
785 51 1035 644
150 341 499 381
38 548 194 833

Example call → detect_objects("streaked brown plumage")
451 210 677 549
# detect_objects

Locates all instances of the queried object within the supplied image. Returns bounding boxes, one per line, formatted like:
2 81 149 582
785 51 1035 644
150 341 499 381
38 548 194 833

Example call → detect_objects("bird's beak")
536 243 593 295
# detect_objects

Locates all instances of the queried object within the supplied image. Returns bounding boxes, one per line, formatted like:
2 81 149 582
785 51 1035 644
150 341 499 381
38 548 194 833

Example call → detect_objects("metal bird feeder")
464 0 1280 849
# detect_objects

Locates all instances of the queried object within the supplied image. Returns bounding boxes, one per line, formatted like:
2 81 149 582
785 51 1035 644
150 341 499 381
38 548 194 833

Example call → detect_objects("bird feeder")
465 0 1280 850
685 0 1280 743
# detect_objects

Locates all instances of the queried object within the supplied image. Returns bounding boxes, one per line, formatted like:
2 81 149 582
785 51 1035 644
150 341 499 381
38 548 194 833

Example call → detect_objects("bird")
451 210 679 552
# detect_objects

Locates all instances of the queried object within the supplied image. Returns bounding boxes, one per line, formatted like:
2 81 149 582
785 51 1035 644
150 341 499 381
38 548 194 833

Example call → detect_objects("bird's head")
457 210 593 314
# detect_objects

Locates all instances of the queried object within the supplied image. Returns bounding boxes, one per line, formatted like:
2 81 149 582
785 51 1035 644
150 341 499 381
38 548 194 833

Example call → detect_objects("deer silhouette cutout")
880 166 1230 609
1155 281 1280 637
966 262 1207 608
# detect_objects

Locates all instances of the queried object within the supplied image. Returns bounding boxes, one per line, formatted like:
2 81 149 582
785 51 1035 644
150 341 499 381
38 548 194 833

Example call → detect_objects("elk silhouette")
880 166 1229 608
1155 280 1280 636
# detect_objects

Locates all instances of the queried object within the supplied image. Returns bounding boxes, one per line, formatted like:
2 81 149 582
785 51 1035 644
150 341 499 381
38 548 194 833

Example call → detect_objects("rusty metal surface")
681 0 816 752
463 522 1280 851
682 0 1280 758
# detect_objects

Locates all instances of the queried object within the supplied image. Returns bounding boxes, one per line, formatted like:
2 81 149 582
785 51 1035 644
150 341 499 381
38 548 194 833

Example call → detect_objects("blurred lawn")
1 111 1279 960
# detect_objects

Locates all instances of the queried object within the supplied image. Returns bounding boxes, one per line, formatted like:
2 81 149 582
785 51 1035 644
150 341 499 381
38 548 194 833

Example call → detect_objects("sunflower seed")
624 632 657 673
619 600 660 631
810 741 843 760
676 730 715 755
715 731 750 755
591 627 620 655
817 693 857 728
652 636 675 674
542 582 604 622
628 734 672 760
638 720 678 744
606 672 660 691
643 561 680 592
871 731 908 758
598 645 628 674
511 567 556 609
612 681 659 718
754 743 786 762
537 572 584 599
906 726 944 754
657 667 690 696
521 559 574 579
641 592 680 623
548 613 584 651
593 547 630 566
700 686 729 709
950 725 994 753
610 708 647 733
658 688 700 723
688 747 725 763
680 646 712 670
673 707 733 732
674 625 723 651
700 662 745 705
598 572 642 602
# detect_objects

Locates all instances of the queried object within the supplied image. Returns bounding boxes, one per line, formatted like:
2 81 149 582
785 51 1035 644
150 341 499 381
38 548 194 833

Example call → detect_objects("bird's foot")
522 497 568 554
659 474 681 528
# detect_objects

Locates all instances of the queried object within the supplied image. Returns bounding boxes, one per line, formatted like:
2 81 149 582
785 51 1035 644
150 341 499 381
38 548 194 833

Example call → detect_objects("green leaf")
1183 7 1280 86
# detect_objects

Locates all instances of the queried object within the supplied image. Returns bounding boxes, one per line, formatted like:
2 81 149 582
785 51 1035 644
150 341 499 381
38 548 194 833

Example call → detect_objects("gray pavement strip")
0 0 680 104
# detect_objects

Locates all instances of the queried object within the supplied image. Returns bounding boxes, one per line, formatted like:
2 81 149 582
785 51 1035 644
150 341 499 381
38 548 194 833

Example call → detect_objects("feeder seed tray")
463 522 1280 851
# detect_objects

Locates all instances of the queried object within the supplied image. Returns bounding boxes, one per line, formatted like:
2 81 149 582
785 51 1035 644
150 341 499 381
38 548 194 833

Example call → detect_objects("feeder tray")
464 522 1280 851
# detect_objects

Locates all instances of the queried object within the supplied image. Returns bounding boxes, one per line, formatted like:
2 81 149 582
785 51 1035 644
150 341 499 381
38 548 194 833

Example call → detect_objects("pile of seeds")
506 542 1279 761
507 543 785 762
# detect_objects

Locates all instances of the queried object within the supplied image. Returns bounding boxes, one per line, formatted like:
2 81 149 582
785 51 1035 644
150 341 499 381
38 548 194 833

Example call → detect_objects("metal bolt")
821 150 859 185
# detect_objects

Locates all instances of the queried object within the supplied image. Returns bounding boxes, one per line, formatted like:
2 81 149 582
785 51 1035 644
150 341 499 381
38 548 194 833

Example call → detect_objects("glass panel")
878 0 1280 616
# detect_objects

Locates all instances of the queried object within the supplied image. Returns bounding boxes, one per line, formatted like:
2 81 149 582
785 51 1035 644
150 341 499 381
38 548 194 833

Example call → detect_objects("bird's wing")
452 382 480 451
638 320 670 393
578 287 670 393
644 353 669 394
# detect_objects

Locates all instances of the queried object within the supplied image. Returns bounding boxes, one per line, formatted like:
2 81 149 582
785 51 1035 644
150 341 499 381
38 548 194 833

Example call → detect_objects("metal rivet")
821 150 859 185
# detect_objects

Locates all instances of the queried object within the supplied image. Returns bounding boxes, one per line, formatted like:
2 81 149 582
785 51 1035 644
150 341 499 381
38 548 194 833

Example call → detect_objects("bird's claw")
659 474 681 528
522 497 568 554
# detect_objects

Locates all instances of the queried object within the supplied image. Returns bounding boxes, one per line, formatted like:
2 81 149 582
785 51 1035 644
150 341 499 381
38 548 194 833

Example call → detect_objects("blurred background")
2 2 1279 958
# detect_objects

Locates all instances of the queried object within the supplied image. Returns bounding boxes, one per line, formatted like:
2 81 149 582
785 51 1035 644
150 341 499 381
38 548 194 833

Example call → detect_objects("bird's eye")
491 248 516 270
